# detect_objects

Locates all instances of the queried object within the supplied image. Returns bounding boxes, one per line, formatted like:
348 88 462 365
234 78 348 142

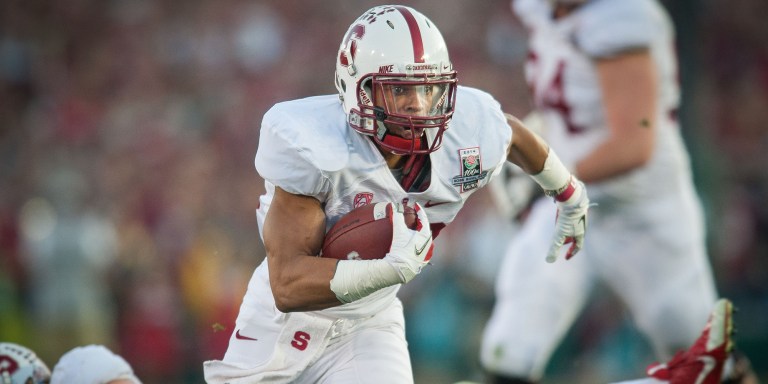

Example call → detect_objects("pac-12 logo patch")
452 147 488 193
353 192 374 208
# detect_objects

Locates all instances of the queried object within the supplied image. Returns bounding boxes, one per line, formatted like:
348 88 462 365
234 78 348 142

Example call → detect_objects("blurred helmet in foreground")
51 345 141 384
0 342 51 384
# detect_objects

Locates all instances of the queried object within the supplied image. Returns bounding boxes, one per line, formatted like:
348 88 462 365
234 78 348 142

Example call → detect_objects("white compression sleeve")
530 149 572 195
329 260 402 304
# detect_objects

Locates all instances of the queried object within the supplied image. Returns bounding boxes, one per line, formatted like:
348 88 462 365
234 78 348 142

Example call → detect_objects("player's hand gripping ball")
321 202 418 261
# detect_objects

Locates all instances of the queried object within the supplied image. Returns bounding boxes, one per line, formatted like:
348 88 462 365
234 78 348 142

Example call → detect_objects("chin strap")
375 120 421 154
382 134 421 153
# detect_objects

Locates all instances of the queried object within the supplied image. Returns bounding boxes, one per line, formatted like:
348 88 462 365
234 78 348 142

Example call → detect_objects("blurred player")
203 4 590 383
480 0 757 383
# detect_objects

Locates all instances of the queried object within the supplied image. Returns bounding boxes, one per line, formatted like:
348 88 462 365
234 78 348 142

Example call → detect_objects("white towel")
204 312 335 384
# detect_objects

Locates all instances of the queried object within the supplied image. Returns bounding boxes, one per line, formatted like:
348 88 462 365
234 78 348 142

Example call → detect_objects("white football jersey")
514 0 692 204
252 85 512 318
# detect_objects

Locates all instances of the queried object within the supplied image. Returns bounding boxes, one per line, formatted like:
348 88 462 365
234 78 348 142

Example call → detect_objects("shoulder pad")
576 0 662 57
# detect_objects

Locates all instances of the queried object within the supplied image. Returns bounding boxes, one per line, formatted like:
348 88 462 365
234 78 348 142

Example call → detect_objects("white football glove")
384 202 434 283
546 177 589 263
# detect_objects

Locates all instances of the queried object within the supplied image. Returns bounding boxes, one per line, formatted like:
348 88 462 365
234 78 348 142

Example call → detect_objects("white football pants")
205 298 412 383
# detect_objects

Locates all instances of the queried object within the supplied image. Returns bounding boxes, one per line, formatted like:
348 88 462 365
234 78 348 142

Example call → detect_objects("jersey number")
527 51 584 134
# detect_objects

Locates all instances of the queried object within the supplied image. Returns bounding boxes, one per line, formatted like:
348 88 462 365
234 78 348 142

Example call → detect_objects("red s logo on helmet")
339 24 365 67
0 356 20 375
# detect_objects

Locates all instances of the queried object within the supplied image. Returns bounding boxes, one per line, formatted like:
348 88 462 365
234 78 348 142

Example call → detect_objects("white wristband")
530 149 571 194
330 259 401 304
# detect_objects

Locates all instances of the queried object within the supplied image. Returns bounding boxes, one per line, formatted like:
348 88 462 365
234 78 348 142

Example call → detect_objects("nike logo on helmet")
235 329 258 341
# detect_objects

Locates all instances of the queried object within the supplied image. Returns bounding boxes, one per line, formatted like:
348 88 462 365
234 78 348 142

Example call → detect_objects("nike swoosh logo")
695 355 716 384
235 329 258 341
415 237 430 256
424 200 449 208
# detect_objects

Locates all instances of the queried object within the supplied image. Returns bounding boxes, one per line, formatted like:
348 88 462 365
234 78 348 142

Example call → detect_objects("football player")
479 0 757 383
203 4 589 383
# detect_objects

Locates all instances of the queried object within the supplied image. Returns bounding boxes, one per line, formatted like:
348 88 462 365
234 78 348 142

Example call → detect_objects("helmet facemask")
352 72 457 155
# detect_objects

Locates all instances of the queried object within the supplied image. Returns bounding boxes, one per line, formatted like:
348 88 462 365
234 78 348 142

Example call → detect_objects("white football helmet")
335 5 457 155
0 342 51 384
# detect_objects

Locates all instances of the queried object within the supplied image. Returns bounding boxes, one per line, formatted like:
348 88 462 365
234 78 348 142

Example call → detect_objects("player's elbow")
271 283 300 313
617 130 654 170
631 139 654 168
615 148 653 176
267 268 298 312
632 146 653 168
273 295 295 313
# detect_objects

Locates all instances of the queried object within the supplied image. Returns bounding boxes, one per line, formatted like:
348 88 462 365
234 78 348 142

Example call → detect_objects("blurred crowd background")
0 0 765 383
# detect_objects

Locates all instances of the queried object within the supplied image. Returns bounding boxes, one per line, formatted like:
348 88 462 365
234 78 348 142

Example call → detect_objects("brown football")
321 202 417 261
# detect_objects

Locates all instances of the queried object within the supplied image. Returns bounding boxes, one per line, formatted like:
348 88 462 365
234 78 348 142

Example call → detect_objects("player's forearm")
505 113 549 174
574 133 653 183
506 113 577 197
330 259 402 303
263 187 343 312
267 255 343 312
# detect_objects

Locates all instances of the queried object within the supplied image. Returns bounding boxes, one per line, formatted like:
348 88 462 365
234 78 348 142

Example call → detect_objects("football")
321 202 418 261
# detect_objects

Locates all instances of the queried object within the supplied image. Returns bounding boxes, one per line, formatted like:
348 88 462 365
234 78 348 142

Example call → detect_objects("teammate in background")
50 344 142 384
0 342 51 384
479 0 758 383
203 4 589 383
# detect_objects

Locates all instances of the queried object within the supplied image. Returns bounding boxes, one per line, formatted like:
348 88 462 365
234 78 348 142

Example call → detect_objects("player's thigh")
311 323 412 384
493 198 592 306
480 199 593 378
593 200 717 353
